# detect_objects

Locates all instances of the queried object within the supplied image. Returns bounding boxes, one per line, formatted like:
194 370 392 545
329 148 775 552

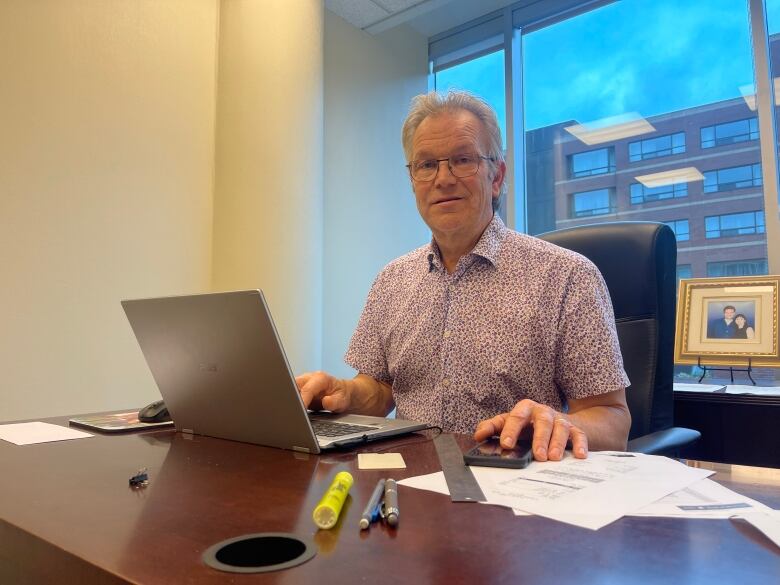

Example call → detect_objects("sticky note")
358 453 406 470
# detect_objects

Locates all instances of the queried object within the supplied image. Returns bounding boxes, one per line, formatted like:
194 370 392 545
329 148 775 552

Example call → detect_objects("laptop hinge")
292 445 311 453
182 428 194 434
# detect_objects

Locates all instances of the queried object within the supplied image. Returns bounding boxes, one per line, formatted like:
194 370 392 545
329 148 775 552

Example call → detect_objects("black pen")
359 479 386 530
383 478 399 527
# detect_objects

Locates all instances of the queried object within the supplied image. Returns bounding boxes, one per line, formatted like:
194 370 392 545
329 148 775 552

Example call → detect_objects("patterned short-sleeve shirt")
345 215 630 433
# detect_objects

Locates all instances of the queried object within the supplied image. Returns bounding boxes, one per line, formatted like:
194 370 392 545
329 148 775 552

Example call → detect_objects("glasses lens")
412 160 439 181
450 154 479 177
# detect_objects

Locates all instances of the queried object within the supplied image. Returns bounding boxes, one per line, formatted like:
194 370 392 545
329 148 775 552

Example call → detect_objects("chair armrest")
627 427 701 456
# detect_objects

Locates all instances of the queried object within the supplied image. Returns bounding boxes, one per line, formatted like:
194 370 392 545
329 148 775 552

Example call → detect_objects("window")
664 219 690 241
705 211 765 238
568 148 615 178
435 49 506 138
430 0 779 379
703 164 762 193
629 132 685 161
677 264 693 280
707 258 768 277
630 182 688 204
570 188 613 217
700 117 759 148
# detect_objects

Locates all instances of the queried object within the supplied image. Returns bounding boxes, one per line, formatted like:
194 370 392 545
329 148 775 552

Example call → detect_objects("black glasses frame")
406 154 495 182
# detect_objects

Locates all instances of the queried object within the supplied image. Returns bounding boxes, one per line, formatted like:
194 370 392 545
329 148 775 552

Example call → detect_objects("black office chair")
538 221 700 456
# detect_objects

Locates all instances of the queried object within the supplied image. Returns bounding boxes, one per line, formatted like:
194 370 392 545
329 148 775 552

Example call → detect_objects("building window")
664 219 690 241
677 264 693 280
707 258 768 277
570 188 614 217
705 211 765 238
568 148 615 178
703 163 762 193
630 182 688 204
629 132 685 162
700 117 759 148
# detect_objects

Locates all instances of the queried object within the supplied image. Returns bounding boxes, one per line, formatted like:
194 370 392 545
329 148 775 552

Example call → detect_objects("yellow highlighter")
312 471 354 530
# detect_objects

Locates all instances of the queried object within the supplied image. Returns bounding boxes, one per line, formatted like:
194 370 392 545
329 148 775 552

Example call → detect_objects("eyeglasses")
406 153 495 182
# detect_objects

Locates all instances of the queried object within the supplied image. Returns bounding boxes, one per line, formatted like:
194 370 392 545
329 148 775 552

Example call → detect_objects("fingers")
295 371 334 410
473 414 506 442
474 399 589 462
569 425 589 459
498 400 534 449
544 417 572 461
320 379 351 413
295 371 352 413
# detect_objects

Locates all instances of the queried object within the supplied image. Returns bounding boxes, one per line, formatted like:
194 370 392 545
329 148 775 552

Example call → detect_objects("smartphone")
463 437 534 469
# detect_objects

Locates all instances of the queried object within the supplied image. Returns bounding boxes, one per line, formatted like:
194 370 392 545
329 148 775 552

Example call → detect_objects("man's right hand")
295 371 352 412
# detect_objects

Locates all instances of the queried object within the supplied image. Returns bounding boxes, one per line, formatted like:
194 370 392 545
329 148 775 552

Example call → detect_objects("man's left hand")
474 399 588 461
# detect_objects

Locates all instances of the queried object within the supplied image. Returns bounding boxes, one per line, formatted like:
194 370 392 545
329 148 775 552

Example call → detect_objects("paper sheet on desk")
399 452 713 530
0 421 93 445
476 452 713 530
734 510 780 549
629 477 773 519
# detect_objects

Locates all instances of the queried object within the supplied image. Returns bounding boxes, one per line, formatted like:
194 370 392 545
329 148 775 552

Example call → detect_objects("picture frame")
674 275 780 367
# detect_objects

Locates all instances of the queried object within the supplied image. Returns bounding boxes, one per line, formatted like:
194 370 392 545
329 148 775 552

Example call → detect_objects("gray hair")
401 90 506 211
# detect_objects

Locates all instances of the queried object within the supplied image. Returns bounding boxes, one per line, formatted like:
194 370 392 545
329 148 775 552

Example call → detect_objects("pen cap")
312 471 354 530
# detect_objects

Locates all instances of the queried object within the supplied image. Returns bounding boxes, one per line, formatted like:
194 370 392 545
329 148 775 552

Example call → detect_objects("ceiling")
325 0 517 37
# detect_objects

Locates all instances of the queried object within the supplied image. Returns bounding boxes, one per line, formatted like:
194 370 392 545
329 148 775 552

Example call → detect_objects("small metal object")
129 467 149 488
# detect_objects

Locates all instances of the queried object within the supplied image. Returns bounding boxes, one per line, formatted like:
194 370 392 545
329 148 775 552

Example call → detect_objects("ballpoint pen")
383 478 399 527
359 479 386 530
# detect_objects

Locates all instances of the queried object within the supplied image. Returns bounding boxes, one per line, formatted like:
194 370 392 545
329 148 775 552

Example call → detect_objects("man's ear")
491 160 507 196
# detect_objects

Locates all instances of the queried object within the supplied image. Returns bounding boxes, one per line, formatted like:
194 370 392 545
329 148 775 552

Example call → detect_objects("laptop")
121 290 427 453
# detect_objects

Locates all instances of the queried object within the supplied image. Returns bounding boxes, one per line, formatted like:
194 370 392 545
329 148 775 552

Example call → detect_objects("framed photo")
674 275 780 366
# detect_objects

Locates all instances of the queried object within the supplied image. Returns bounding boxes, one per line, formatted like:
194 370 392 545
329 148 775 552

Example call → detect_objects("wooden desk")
1 416 778 584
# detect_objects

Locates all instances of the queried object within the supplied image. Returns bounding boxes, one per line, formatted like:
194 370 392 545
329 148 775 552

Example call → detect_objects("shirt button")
443 330 451 338
442 378 450 386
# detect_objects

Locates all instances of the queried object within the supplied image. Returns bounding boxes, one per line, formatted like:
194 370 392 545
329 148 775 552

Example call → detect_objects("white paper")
673 383 725 393
0 421 93 445
629 478 772 518
723 384 780 397
734 510 780 549
396 471 532 514
473 452 713 530
398 471 451 495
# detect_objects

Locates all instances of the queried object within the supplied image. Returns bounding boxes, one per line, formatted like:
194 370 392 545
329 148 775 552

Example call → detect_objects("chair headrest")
538 222 676 320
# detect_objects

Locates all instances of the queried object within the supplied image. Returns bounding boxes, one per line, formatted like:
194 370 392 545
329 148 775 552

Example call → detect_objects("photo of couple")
706 303 756 340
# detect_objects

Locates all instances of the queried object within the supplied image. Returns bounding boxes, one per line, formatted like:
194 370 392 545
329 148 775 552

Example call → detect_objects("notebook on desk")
121 289 426 453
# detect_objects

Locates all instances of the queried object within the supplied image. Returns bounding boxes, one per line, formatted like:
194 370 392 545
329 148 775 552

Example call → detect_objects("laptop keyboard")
312 420 374 438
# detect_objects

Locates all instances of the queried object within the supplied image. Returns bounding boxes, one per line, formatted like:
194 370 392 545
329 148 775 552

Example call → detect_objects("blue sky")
436 0 780 132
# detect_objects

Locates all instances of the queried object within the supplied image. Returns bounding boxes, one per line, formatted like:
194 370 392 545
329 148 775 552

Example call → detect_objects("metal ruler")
433 434 485 502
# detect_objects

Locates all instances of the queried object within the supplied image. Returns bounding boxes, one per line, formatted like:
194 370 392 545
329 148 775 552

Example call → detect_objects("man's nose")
433 159 457 186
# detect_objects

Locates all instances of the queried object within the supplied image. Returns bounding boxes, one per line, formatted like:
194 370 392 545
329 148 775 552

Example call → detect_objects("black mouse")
138 400 171 423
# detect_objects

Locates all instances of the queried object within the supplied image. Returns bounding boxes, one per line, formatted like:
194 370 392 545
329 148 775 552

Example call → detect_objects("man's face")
724 308 735 320
409 110 505 245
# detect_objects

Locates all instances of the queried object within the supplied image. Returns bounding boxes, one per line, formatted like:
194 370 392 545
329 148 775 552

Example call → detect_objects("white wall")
212 0 323 375
0 2 429 422
322 12 429 377
0 0 217 421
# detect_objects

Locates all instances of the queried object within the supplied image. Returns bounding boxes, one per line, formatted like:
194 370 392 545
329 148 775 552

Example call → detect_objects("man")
707 305 737 339
297 91 631 462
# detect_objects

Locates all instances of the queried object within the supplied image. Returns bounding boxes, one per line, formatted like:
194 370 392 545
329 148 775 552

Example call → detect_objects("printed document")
399 452 713 530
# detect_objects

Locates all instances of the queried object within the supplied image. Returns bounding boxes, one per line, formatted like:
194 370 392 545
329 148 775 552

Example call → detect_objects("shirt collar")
426 214 507 272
